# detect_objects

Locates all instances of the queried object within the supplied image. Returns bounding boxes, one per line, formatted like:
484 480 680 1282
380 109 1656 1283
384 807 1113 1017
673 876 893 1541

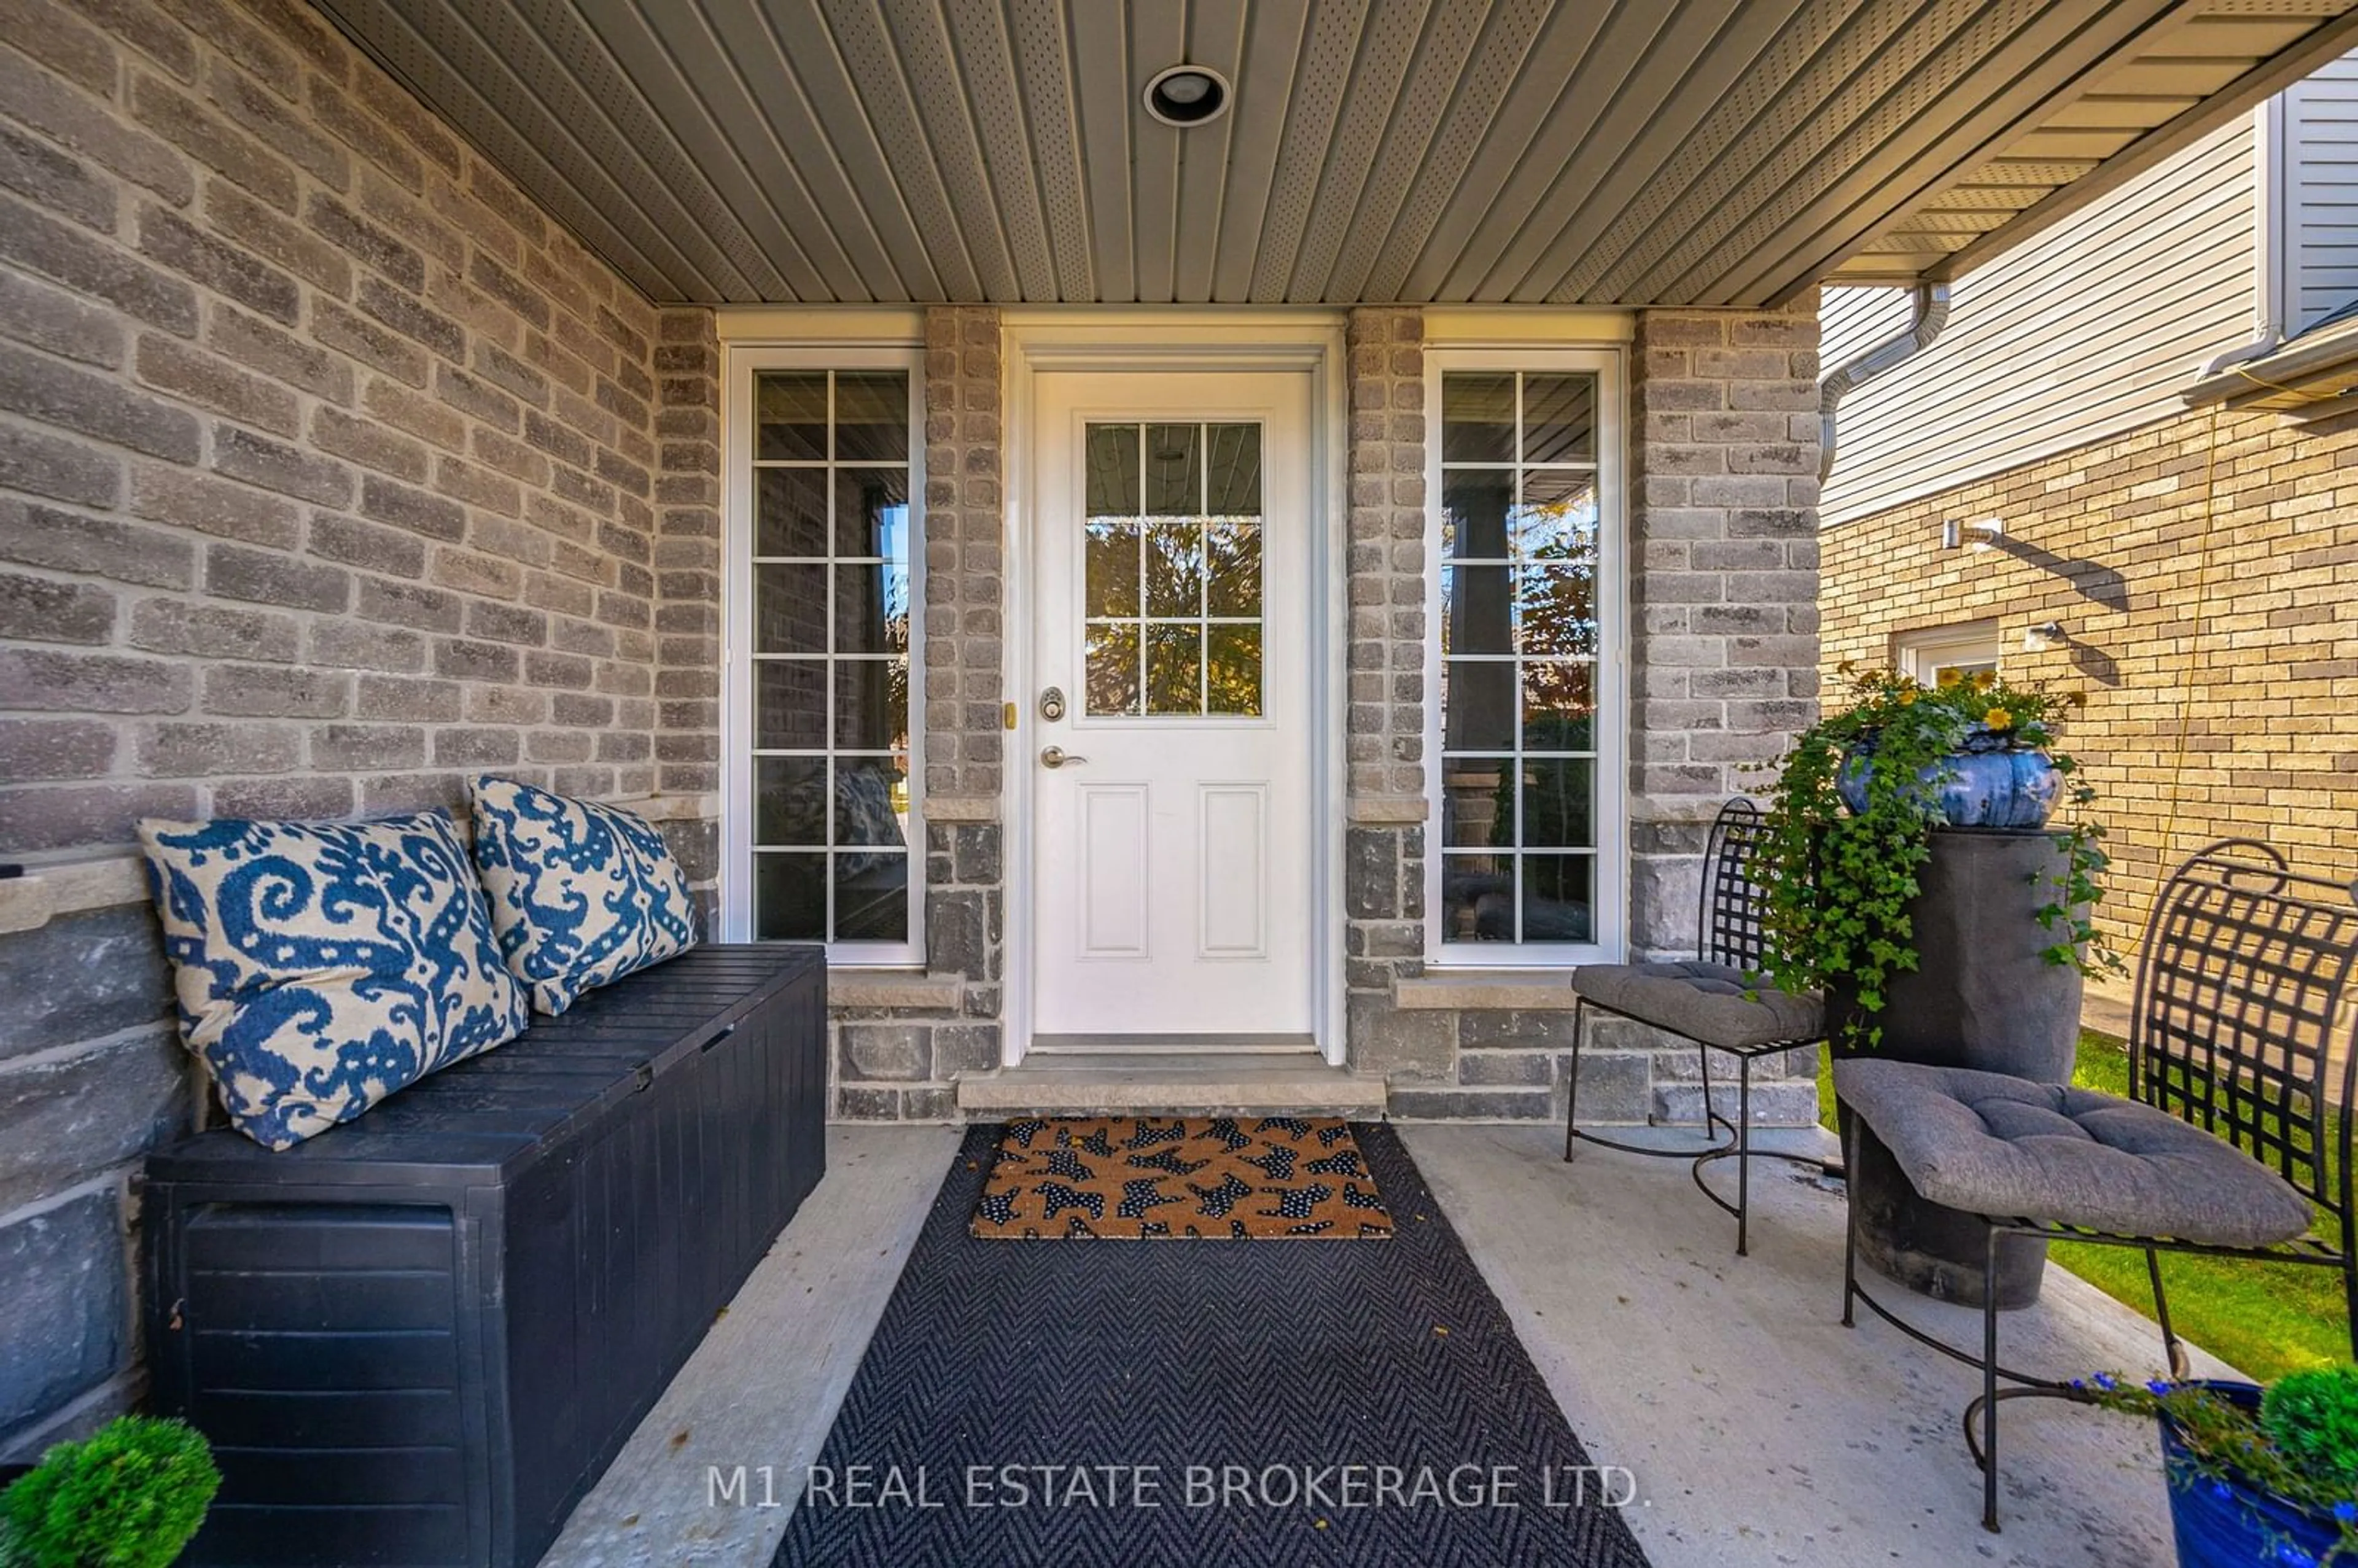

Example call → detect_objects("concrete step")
954 1050 1387 1118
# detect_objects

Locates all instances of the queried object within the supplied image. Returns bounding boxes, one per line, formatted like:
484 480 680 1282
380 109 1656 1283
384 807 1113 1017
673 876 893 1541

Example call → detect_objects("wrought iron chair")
1834 839 2358 1532
1565 797 1828 1255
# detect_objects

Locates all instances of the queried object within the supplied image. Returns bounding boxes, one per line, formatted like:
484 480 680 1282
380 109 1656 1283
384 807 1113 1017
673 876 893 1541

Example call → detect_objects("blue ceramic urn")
1837 747 2062 829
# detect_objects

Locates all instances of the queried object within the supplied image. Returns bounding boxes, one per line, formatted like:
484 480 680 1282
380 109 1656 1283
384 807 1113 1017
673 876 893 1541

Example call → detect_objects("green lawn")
1818 1031 2351 1381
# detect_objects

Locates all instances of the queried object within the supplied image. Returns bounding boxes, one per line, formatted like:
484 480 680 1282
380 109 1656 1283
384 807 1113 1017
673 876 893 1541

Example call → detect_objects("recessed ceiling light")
1144 64 1231 128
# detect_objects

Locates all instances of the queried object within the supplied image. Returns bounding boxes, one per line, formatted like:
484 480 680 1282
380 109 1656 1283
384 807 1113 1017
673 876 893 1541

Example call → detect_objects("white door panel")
1032 371 1315 1038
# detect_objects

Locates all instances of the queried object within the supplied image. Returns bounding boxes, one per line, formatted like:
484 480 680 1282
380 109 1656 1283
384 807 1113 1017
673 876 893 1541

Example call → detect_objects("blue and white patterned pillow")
138 809 529 1151
467 777 699 1014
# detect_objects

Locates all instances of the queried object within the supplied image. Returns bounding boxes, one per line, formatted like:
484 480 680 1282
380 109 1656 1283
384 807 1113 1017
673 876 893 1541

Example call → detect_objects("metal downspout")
1819 281 1952 479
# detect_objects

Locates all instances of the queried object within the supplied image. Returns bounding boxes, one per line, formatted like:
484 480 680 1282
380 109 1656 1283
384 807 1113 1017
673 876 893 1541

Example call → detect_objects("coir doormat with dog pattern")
969 1116 1395 1239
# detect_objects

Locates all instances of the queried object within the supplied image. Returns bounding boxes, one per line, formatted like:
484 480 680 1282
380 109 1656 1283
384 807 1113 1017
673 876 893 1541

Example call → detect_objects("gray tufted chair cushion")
1573 961 1823 1050
1834 1058 2316 1249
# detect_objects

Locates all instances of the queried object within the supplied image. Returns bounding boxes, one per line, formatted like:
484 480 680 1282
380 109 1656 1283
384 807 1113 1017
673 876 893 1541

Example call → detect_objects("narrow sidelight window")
1435 367 1608 951
746 368 919 947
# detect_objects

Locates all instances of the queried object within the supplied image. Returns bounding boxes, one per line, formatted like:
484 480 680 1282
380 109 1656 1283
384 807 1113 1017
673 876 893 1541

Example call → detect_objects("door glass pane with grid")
1082 422 1264 719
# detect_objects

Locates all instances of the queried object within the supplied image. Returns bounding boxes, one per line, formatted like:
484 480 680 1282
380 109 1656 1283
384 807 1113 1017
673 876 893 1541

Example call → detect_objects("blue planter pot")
1837 747 2061 829
2160 1381 2344 1568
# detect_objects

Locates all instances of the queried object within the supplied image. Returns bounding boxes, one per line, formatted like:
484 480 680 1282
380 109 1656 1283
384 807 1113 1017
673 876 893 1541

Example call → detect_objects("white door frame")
1002 311 1348 1067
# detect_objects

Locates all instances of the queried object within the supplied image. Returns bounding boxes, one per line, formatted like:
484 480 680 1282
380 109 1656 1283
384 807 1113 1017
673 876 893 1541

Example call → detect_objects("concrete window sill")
0 855 147 935
1392 971 1581 1011
828 971 964 1012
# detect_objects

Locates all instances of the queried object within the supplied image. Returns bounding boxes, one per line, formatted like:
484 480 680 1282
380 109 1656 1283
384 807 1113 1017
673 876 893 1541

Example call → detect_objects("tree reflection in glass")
1080 422 1263 718
1437 368 1603 945
749 369 912 946
1086 624 1141 716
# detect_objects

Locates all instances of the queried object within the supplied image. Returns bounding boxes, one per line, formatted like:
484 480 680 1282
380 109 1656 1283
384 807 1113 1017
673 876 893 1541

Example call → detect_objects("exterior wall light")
2023 621 2066 653
1940 517 2004 551
1144 64 1232 128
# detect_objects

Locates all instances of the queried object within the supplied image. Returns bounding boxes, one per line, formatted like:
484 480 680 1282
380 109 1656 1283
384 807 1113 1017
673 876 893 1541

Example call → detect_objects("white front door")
1029 370 1316 1040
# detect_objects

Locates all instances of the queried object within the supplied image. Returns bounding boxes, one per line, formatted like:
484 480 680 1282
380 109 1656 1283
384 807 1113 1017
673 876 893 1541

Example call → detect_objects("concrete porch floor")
543 1122 2225 1568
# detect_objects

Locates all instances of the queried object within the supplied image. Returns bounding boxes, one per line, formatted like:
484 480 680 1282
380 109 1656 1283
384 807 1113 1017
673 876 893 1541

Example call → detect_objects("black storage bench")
142 944 826 1568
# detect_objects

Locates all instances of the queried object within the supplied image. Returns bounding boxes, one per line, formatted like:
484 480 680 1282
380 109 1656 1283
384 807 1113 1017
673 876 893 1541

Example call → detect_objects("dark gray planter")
1837 828 2084 1310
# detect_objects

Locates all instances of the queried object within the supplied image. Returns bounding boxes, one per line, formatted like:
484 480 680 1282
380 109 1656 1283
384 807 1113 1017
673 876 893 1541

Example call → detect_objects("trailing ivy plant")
1746 663 2114 1046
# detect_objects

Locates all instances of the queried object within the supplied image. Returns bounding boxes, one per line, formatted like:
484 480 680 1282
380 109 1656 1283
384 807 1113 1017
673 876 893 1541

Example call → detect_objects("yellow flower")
1983 707 2014 731
1897 689 1917 705
1971 669 1996 690
1937 669 1962 689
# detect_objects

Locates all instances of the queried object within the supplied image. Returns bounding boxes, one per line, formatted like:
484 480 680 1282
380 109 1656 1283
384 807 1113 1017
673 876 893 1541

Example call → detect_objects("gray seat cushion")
1572 961 1823 1050
1834 1058 2316 1249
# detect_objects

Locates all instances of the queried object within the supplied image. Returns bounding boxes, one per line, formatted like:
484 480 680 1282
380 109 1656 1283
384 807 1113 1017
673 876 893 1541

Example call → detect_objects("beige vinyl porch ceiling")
309 0 2358 307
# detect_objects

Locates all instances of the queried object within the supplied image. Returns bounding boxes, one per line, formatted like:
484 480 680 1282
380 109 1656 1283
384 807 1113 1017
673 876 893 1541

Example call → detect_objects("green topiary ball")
0 1415 219 1568
2262 1365 2358 1495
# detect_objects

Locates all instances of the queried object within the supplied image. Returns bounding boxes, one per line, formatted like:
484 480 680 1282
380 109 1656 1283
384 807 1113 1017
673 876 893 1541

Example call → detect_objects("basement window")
1893 620 2000 687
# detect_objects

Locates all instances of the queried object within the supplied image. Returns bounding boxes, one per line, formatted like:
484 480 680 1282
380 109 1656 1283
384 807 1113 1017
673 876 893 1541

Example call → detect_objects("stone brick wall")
827 306 1006 1118
1342 308 1430 810
0 0 718 1455
0 0 710 844
1627 300 1824 953
1339 307 1438 1083
920 306 1006 809
1821 401 2358 957
1337 304 1825 1127
652 308 723 883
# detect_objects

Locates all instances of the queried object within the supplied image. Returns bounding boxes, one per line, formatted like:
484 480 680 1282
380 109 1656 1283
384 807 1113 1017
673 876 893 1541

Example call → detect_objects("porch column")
1339 307 1453 1082
1627 299 1823 960
828 306 1006 1119
655 307 723 898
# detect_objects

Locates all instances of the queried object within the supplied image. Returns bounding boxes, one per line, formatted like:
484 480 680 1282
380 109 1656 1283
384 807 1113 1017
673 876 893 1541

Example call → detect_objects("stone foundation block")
0 1029 189 1214
835 1023 929 1082
0 1187 126 1447
1458 1010 1574 1048
1346 993 1453 1080
1388 1087 1552 1120
1565 1049 1652 1124
1454 1049 1553 1087
1652 1079 1821 1128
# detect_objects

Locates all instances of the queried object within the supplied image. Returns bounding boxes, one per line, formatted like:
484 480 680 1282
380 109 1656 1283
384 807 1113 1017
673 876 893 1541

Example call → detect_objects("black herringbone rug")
772 1123 1652 1568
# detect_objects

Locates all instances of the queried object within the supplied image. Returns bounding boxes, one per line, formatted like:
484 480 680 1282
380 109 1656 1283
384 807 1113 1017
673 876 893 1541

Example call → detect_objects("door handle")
1040 745 1088 769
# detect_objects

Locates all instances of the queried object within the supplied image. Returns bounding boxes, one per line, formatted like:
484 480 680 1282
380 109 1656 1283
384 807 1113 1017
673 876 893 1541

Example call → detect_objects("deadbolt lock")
1039 686 1067 722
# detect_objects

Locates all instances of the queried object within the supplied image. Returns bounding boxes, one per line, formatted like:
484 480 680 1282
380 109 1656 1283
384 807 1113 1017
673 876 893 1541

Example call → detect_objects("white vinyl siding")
1821 116 2257 527
2276 54 2358 333
1818 282 1913 375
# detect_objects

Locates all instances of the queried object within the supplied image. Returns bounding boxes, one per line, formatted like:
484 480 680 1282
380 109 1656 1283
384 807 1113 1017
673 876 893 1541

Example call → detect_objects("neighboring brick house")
1819 55 2358 959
